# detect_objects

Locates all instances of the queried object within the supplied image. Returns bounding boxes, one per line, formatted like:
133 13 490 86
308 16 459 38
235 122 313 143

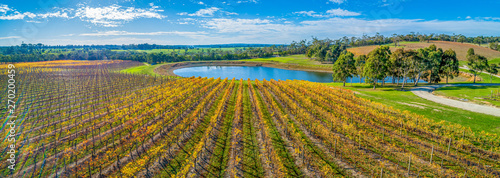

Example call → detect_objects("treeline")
332 45 499 88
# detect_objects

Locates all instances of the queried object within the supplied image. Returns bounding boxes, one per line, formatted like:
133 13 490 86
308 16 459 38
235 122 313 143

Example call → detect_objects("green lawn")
434 85 500 107
324 82 500 135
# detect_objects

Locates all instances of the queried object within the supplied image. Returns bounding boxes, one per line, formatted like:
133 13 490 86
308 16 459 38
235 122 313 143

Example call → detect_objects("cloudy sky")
0 0 499 46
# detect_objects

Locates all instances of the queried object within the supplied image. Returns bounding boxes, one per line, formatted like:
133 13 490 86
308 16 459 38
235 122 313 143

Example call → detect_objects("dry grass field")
347 41 500 61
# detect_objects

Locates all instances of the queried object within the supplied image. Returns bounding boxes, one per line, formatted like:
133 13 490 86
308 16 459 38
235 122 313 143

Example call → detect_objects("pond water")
173 66 427 83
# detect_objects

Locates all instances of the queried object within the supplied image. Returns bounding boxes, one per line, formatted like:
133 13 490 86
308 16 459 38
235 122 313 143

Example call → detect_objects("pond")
173 66 427 83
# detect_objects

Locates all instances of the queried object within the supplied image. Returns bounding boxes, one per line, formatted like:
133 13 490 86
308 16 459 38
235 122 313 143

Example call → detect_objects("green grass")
207 82 238 177
459 57 500 66
490 57 500 65
459 68 500 83
434 85 500 107
323 82 500 135
242 83 265 177
119 62 166 76
241 54 333 68
252 83 302 177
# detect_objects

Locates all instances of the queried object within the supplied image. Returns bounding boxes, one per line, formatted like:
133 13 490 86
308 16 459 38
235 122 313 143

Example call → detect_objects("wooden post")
407 155 411 176
447 138 452 155
430 145 434 164
334 139 337 157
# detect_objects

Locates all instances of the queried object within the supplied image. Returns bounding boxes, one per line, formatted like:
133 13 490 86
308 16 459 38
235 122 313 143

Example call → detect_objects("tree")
474 36 483 46
466 48 489 83
486 64 498 83
332 51 356 86
327 44 346 62
458 35 466 43
440 49 459 84
389 48 404 86
427 49 443 83
355 55 367 84
363 46 391 89
391 49 418 88
413 48 428 86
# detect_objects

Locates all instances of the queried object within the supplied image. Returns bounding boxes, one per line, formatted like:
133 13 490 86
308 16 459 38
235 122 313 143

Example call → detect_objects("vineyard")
1 61 499 178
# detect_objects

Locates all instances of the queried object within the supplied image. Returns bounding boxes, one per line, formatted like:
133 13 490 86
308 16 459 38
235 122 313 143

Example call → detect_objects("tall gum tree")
363 46 391 89
332 51 356 87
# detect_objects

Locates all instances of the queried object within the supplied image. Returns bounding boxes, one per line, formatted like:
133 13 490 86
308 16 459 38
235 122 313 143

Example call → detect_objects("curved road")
411 83 500 117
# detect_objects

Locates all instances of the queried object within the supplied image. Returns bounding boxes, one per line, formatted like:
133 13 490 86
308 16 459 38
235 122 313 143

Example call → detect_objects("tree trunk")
414 72 421 86
446 75 449 84
373 79 377 89
473 73 476 83
402 76 407 89
350 77 353 86
343 80 346 87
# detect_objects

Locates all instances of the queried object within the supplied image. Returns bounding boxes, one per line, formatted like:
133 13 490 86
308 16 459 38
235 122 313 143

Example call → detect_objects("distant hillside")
347 41 500 61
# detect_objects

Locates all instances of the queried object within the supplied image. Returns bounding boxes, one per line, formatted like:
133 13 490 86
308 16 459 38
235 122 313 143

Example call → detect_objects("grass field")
347 41 500 61
119 62 166 76
434 85 500 108
490 57 500 64
240 54 332 68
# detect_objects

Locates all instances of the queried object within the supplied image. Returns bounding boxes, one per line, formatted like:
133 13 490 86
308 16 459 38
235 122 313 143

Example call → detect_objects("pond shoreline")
154 61 333 77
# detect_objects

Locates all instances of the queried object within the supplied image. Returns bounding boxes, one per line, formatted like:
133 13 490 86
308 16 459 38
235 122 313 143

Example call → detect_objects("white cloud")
294 8 360 18
466 16 471 19
74 4 165 27
178 7 237 17
78 31 208 38
198 1 205 5
199 17 500 44
202 18 287 34
326 8 361 16
237 0 258 3
0 4 165 27
328 0 345 4
0 36 21 40
0 4 12 13
188 7 220 17
294 11 323 18
37 11 70 19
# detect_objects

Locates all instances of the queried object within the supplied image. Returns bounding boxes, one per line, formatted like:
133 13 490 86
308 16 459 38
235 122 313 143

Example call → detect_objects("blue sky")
0 0 499 46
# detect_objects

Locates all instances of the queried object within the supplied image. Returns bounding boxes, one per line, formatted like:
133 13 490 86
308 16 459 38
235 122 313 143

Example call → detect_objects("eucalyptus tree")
486 64 498 83
466 48 489 83
332 51 356 87
364 46 391 89
355 55 367 84
440 49 459 83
